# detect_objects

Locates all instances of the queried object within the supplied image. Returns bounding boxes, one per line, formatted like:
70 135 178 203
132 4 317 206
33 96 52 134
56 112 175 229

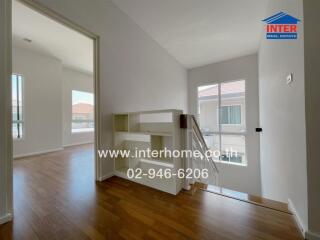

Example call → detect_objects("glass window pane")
72 90 94 133
229 105 241 124
198 84 219 133
221 134 246 165
12 123 24 139
220 106 229 124
12 74 23 139
203 133 220 161
221 80 245 132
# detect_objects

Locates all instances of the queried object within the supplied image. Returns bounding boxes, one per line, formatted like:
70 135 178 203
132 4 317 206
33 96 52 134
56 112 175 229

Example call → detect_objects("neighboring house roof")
262 12 300 24
198 81 245 98
72 103 93 114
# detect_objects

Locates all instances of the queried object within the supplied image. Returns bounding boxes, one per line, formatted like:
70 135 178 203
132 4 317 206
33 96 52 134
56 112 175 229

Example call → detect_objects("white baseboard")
13 147 64 159
0 213 12 225
63 141 94 148
306 231 320 240
14 141 94 159
288 199 306 238
183 185 191 191
98 172 114 182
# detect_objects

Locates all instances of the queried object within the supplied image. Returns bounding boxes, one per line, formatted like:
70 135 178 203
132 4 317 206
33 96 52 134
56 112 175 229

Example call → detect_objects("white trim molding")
0 213 13 225
63 141 94 148
98 172 114 182
13 147 64 159
288 199 307 238
306 231 320 240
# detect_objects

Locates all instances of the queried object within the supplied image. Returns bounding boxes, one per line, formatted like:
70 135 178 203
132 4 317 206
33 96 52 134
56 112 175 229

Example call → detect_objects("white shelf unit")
113 109 183 195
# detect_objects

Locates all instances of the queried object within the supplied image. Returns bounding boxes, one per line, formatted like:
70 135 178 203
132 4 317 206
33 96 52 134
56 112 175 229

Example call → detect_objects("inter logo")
262 12 300 40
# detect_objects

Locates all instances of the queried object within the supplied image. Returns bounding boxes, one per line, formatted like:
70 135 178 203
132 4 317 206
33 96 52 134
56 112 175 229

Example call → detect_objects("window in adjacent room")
72 90 94 133
12 74 24 139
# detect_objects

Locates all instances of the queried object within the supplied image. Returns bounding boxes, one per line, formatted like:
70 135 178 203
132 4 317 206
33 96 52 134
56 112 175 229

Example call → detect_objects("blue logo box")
266 33 297 39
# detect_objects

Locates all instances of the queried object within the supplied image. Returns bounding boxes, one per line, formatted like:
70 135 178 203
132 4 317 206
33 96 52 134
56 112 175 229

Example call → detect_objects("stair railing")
181 114 219 189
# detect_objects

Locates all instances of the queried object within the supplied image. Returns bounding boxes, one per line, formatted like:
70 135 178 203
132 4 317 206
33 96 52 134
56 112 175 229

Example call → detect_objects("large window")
12 74 23 139
198 80 246 165
72 90 94 133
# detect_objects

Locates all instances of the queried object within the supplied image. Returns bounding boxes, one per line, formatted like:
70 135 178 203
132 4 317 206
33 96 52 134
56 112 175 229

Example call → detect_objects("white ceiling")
12 0 93 74
112 0 269 69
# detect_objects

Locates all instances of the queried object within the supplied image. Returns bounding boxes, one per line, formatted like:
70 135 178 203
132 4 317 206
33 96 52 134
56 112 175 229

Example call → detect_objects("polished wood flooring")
0 144 303 239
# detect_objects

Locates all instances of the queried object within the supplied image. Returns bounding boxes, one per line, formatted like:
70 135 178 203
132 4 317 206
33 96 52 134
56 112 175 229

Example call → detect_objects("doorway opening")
11 0 100 178
10 0 100 195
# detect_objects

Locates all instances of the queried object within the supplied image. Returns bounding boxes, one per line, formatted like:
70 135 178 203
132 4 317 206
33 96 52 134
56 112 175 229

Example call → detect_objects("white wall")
12 46 63 158
303 0 320 238
62 67 94 147
258 0 308 234
25 0 188 178
188 54 261 196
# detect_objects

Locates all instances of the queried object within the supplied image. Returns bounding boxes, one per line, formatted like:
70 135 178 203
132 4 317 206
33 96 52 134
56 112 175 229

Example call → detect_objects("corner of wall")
98 172 114 182
0 213 13 225
306 231 320 240
288 198 307 238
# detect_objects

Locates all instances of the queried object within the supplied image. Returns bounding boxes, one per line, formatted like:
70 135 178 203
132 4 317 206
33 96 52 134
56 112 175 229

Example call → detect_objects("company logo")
262 12 300 40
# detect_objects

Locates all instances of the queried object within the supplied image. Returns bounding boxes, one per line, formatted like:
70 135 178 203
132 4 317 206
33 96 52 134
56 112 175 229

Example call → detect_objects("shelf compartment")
128 113 140 132
139 122 173 134
128 112 174 134
150 135 173 160
124 140 150 169
115 157 129 172
139 112 173 134
114 114 129 131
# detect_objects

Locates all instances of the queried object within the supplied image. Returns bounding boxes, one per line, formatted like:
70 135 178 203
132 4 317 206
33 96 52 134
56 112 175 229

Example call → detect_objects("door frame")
0 0 13 225
0 0 102 224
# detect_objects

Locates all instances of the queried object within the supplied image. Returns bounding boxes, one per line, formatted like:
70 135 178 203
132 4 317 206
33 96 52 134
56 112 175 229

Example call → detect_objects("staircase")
180 114 219 189
180 114 291 214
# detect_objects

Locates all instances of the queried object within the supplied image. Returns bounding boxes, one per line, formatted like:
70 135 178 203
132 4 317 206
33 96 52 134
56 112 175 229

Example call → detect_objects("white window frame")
71 90 94 134
12 73 24 140
220 104 242 126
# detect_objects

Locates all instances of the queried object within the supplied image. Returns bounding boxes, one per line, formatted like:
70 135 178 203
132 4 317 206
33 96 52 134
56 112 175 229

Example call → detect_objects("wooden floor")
0 144 303 240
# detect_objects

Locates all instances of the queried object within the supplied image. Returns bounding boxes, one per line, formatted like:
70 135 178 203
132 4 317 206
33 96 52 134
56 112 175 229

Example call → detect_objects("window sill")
13 137 24 141
214 160 247 167
72 129 94 134
220 124 242 126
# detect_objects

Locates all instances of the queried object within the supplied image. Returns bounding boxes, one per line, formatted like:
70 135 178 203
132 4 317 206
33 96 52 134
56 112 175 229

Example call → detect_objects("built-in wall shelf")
114 114 129 132
113 109 183 195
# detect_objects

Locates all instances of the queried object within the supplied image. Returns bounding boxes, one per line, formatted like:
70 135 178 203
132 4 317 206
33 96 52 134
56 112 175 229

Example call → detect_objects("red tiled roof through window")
198 80 245 98
72 103 94 114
